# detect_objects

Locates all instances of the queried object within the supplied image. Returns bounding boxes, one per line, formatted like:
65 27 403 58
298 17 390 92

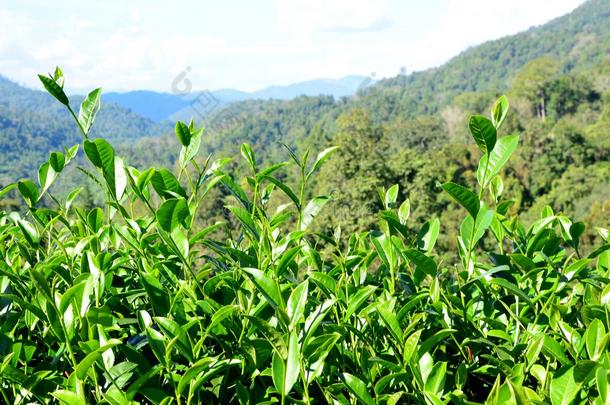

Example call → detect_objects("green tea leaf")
342 373 375 405
156 198 190 232
18 179 40 207
151 169 187 199
287 281 308 331
550 362 597 405
301 196 330 231
345 285 377 319
491 95 509 129
477 135 519 188
469 115 497 154
442 182 479 219
78 88 102 134
243 268 282 308
175 121 191 147
38 74 69 106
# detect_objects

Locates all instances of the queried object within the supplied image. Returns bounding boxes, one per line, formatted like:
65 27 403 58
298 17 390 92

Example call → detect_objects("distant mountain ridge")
104 75 369 122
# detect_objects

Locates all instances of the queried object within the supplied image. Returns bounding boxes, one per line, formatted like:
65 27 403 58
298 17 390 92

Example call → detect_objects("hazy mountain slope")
104 90 191 121
355 0 610 119
106 76 369 122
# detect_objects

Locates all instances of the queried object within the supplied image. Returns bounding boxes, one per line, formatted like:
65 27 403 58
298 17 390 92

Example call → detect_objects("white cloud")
410 0 584 70
274 0 390 33
0 0 587 92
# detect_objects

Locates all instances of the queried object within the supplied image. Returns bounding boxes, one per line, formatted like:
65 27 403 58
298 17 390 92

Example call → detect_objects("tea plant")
0 69 609 404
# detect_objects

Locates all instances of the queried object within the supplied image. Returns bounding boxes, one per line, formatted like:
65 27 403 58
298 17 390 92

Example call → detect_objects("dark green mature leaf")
345 285 377 319
79 88 102 134
342 373 375 405
262 175 300 208
179 128 203 166
75 340 121 379
227 205 259 239
151 169 187 199
156 198 190 232
87 208 104 232
243 268 282 308
49 152 65 172
175 121 191 147
140 273 170 316
469 115 496 154
404 249 437 284
84 139 114 175
18 179 39 207
442 182 479 219
38 74 69 105
219 174 251 210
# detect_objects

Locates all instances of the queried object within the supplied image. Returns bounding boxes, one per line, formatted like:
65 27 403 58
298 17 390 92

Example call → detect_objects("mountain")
1 0 608 238
103 75 369 122
352 0 610 120
104 91 191 122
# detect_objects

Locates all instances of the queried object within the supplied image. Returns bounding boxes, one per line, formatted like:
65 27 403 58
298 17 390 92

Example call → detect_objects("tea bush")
0 69 609 404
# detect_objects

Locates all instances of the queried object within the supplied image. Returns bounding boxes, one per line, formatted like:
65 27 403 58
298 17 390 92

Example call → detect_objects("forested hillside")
0 0 608 254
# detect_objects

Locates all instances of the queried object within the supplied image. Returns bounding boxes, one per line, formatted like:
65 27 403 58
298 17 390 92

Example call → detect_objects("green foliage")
1 71 609 405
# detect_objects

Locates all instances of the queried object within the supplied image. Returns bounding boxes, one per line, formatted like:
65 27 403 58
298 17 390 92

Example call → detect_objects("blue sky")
0 0 585 93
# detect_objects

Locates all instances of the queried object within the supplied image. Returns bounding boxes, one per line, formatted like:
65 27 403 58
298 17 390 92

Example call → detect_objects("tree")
512 57 560 121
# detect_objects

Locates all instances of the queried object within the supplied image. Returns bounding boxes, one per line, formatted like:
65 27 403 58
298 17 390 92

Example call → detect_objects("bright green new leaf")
241 143 256 170
477 135 519 188
271 333 300 397
345 285 377 319
78 88 102 135
417 218 440 254
175 121 191 147
584 319 606 361
287 281 308 331
491 95 509 129
301 196 330 231
307 146 339 180
550 362 597 405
